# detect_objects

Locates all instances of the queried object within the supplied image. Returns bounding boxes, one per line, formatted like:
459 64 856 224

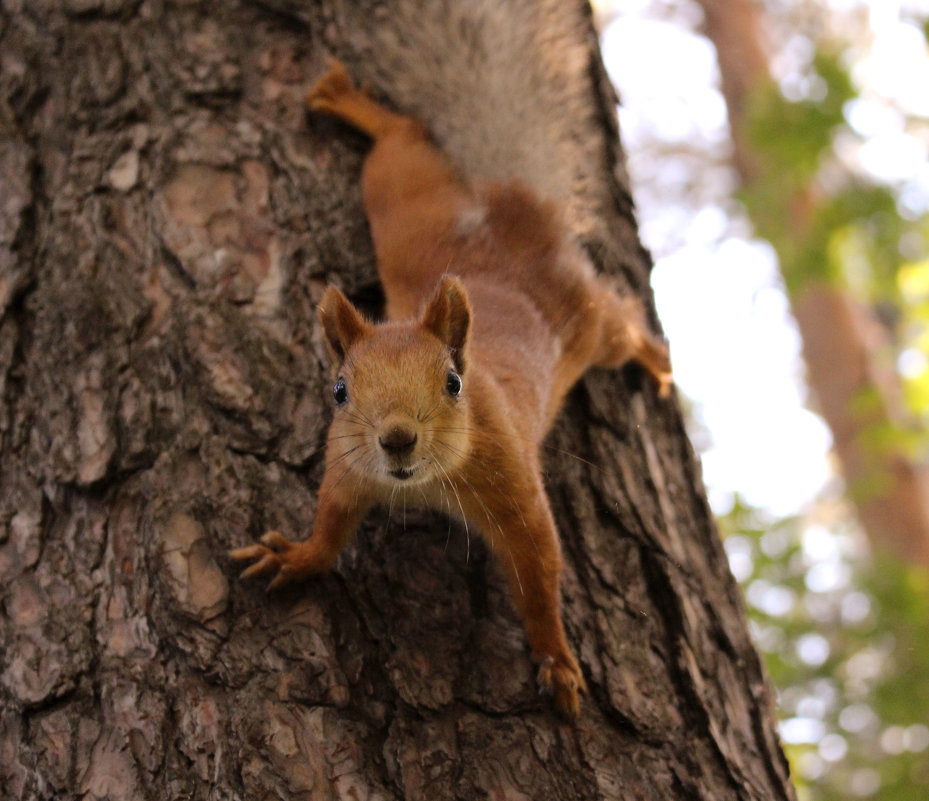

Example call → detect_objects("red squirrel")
231 59 672 716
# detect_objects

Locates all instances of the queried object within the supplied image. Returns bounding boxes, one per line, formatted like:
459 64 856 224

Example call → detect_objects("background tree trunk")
696 0 929 565
0 1 794 799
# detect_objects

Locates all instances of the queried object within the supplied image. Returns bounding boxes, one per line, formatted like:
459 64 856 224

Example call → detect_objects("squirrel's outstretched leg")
596 291 673 397
474 484 587 716
230 471 371 589
307 58 420 141
307 58 471 320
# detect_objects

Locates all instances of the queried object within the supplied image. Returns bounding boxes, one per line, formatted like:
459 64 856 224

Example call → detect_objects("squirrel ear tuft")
318 286 369 364
422 277 471 373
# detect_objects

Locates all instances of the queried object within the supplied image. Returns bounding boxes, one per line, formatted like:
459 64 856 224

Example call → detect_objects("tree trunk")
0 2 794 799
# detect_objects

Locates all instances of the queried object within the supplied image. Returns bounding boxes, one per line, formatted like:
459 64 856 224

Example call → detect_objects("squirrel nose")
378 425 418 457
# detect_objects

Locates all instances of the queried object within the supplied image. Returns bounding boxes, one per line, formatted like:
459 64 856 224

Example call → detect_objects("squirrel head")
318 277 472 486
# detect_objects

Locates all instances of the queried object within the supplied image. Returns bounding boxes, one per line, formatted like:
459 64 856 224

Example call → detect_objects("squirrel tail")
339 0 611 236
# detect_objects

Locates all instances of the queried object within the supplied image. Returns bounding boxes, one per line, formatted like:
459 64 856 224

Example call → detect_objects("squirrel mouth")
389 467 417 481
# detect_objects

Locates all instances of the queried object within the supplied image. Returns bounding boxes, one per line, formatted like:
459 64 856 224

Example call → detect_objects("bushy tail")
338 0 611 236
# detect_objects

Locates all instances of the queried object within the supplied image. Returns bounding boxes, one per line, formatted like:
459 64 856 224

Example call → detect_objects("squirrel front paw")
229 530 324 590
537 652 587 717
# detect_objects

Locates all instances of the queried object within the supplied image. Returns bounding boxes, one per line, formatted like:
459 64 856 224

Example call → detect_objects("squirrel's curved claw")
238 551 282 581
260 530 295 551
268 565 299 591
306 57 355 112
230 531 294 582
231 530 325 590
657 372 673 398
229 543 271 563
537 653 587 718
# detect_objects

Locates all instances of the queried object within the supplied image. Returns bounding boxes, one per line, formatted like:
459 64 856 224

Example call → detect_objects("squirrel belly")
230 59 672 717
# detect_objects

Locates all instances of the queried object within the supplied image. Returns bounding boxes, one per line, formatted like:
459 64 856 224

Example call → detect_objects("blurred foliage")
741 49 921 301
708 11 929 801
898 260 929 446
720 499 929 801
747 50 854 186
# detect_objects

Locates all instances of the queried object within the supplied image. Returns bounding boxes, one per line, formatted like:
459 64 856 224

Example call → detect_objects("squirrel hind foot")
305 57 356 113
306 58 409 140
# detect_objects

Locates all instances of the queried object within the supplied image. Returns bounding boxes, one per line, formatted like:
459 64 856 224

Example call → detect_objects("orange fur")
231 59 672 716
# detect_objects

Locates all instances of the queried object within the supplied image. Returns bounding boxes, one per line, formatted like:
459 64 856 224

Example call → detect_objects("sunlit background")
595 1 929 799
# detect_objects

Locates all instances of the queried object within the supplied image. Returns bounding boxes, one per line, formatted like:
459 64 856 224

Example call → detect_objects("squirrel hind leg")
632 336 674 398
596 293 673 397
306 58 409 140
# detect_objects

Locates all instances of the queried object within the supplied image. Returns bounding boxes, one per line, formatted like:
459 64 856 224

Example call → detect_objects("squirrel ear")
422 277 471 373
318 286 369 364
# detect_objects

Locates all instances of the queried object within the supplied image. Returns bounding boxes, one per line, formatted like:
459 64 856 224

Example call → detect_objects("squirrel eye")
333 377 348 405
446 370 462 397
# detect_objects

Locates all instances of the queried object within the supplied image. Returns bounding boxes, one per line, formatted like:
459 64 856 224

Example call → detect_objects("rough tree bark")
0 1 795 799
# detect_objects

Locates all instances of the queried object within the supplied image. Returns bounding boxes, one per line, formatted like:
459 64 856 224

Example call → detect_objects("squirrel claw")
229 530 293 583
260 530 295 551
231 531 325 589
657 372 673 398
229 542 270 563
268 566 298 591
306 57 355 112
238 551 282 581
536 653 587 717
